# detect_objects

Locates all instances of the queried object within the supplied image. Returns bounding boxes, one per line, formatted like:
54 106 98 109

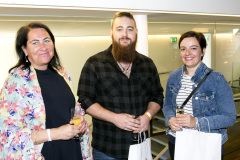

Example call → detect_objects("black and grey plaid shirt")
77 45 164 158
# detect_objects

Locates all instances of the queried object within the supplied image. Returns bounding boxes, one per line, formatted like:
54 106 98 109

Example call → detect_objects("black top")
36 68 82 160
77 45 164 158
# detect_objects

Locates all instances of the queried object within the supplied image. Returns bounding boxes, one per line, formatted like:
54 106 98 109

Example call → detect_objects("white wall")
203 33 211 68
0 38 17 87
216 33 240 83
56 36 111 92
148 35 182 93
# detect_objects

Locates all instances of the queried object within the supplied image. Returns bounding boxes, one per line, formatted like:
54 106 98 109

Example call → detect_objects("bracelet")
144 112 152 120
47 129 52 141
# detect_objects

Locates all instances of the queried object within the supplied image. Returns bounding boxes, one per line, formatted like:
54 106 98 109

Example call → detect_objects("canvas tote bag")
128 132 152 160
174 118 222 160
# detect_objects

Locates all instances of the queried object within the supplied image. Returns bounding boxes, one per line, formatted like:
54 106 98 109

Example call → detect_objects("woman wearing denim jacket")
163 31 236 160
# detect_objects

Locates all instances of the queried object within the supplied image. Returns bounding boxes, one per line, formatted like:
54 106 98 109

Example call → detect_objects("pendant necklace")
118 62 131 75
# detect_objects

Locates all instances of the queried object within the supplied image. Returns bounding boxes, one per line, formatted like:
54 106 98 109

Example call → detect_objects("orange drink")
72 118 81 126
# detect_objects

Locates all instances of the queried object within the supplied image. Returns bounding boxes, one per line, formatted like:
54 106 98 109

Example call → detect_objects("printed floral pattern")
0 65 92 160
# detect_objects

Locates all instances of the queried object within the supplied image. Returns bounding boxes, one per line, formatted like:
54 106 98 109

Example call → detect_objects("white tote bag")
128 132 153 160
174 120 222 160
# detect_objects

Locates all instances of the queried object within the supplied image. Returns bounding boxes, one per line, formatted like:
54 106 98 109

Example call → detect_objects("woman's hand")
176 114 197 128
32 118 88 144
54 124 81 140
69 114 87 133
32 124 82 145
169 117 182 131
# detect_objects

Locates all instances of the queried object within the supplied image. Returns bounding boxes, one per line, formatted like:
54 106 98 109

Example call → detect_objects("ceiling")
1 6 240 37
1 5 240 22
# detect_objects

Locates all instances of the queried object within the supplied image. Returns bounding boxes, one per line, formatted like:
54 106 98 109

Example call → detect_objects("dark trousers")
168 135 224 160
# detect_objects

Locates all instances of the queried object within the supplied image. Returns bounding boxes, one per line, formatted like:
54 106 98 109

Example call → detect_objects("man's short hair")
112 11 136 28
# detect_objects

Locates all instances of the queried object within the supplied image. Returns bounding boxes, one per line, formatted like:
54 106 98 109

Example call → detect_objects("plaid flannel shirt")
77 45 164 158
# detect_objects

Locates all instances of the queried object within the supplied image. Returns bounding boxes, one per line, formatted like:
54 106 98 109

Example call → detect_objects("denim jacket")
163 62 237 144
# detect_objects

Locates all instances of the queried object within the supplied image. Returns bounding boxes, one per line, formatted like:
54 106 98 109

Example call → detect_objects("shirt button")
206 96 209 100
196 109 199 112
195 97 199 100
195 84 197 87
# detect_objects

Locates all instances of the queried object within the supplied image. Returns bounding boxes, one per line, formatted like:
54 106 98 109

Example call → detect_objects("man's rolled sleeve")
77 59 97 111
149 61 164 107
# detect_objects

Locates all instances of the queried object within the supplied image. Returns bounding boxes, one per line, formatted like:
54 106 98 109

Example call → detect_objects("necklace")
118 62 131 75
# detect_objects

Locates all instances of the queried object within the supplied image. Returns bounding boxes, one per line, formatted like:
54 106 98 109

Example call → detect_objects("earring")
26 56 29 63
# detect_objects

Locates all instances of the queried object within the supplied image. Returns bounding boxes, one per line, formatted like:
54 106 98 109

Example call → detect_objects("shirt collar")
182 62 212 84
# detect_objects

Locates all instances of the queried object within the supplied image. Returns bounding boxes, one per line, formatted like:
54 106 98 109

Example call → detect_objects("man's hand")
112 113 141 131
133 114 150 133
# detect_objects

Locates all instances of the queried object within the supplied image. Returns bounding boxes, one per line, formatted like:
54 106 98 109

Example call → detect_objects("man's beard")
112 36 137 63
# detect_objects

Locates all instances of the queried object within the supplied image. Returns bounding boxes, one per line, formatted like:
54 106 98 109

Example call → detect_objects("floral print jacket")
0 65 92 160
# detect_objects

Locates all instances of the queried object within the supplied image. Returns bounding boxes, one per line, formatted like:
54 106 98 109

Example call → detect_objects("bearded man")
77 11 164 159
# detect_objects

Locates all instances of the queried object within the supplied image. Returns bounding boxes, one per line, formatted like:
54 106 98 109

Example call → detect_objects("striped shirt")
176 73 194 116
169 73 195 137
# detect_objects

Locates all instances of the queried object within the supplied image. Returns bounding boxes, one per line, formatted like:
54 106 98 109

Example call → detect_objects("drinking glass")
176 106 184 115
70 108 82 138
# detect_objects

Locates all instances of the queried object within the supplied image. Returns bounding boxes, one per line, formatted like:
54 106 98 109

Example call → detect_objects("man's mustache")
120 37 131 40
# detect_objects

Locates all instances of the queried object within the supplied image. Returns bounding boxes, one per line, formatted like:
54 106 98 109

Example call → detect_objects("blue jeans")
93 148 127 160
